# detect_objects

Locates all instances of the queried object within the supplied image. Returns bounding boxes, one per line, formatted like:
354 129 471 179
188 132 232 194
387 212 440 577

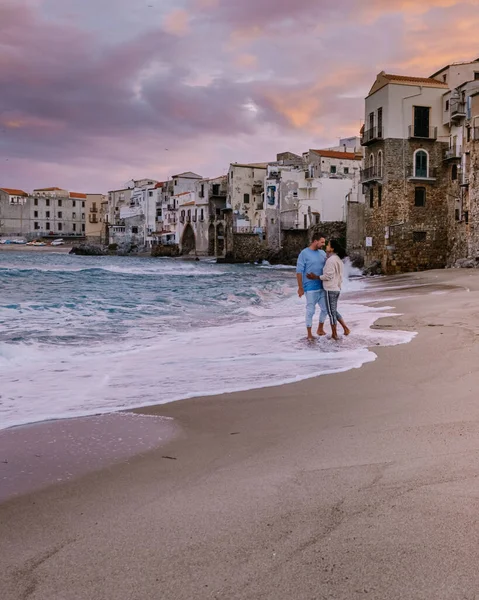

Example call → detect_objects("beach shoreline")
3 268 479 598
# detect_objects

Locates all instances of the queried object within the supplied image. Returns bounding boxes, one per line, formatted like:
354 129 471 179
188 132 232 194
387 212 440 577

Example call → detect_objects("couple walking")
296 233 350 341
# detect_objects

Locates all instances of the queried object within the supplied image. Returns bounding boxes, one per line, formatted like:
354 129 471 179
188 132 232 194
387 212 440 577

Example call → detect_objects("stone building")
361 72 450 273
303 148 362 180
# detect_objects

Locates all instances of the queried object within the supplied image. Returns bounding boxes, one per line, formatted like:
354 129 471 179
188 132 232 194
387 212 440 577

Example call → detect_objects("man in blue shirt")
296 233 349 340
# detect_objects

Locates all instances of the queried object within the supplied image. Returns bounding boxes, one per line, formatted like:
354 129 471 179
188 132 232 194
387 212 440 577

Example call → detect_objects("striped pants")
324 291 341 326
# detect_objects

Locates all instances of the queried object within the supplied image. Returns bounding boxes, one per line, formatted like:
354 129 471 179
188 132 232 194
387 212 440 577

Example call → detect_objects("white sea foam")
0 288 414 431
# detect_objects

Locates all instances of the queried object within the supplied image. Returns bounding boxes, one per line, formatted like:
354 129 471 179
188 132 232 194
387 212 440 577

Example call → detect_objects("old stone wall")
231 232 269 262
365 138 449 273
346 201 365 254
468 138 479 259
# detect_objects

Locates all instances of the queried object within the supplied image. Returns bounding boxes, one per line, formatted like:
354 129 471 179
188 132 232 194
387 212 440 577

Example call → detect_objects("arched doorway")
208 224 215 256
181 224 196 255
216 223 225 256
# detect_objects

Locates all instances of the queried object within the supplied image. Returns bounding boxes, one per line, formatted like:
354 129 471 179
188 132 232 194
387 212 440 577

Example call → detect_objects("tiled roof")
181 201 195 206
232 162 269 169
177 191 192 196
311 150 362 161
0 187 28 196
383 73 447 86
70 192 87 199
33 187 63 191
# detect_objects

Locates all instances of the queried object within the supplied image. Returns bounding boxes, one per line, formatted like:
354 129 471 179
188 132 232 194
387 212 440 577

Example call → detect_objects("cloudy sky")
1 0 479 193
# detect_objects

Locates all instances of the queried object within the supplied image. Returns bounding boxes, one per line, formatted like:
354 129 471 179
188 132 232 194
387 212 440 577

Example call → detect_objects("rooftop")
311 149 362 161
231 162 269 169
430 58 479 78
33 187 64 192
368 71 448 96
70 192 87 199
0 187 29 196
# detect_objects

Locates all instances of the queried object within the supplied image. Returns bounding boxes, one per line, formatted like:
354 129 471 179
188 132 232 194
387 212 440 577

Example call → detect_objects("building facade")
361 72 450 273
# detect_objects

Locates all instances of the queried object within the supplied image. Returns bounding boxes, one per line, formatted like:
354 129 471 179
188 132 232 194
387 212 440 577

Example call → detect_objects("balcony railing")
360 166 383 183
451 101 466 120
179 216 185 224
407 166 438 180
408 125 437 140
167 204 176 211
361 127 383 146
89 215 98 224
444 146 462 160
90 206 98 213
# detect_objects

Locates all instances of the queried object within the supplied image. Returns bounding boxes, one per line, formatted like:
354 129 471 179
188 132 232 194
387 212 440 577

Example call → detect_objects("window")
34 211 38 218
475 72 479 81
82 213 85 220
212 184 220 195
58 223 62 231
46 199 50 207
455 208 461 221
34 198 38 206
82 224 85 232
344 167 349 175
465 211 469 224
413 106 430 138
46 222 50 230
46 211 50 218
58 211 62 218
413 231 427 242
467 127 471 142
149 191 153 197
243 193 250 203
369 153 375 168
200 209 204 221
369 188 374 208
73 223 76 232
72 212 76 219
330 165 337 174
58 200 62 207
452 164 458 181
414 187 426 207
368 111 374 131
293 191 298 197
304 214 308 229
445 100 449 111
378 186 382 207
414 150 428 178
377 107 383 137
315 215 320 225
377 151 383 176
174 180 178 186
72 200 76 207
131 226 139 234
443 74 447 83
34 222 39 230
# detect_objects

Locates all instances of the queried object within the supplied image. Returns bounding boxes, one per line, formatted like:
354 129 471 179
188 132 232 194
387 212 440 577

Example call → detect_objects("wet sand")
3 269 479 599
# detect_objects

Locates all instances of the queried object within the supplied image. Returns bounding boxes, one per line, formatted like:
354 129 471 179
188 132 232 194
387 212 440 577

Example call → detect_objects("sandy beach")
3 268 479 599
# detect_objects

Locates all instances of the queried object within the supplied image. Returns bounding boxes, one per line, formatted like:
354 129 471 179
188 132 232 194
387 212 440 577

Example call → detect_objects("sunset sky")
1 0 479 193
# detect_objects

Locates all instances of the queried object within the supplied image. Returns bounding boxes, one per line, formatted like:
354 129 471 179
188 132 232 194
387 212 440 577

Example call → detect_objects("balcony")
408 125 437 140
451 101 466 121
360 166 383 183
444 146 462 160
361 127 383 146
89 215 98 224
90 206 98 213
407 166 438 181
179 215 185 224
167 204 176 211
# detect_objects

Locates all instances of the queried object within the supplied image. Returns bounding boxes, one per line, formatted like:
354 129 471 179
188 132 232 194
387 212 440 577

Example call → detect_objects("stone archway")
208 224 215 256
216 223 225 256
181 224 196 255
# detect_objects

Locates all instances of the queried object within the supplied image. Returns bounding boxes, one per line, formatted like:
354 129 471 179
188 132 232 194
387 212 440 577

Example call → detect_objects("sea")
0 252 415 431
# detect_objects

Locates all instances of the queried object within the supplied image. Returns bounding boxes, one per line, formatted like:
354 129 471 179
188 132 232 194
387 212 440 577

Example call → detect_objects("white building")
227 162 268 230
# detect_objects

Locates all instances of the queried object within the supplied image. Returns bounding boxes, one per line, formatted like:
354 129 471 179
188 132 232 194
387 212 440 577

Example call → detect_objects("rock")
348 251 365 270
454 258 476 268
363 260 382 276
69 244 106 256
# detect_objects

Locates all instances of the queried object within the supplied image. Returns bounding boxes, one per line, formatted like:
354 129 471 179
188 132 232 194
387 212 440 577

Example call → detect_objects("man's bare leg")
316 322 327 336
338 318 350 336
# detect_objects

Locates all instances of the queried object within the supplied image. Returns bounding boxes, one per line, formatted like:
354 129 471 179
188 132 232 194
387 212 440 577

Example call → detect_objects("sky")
1 0 479 193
